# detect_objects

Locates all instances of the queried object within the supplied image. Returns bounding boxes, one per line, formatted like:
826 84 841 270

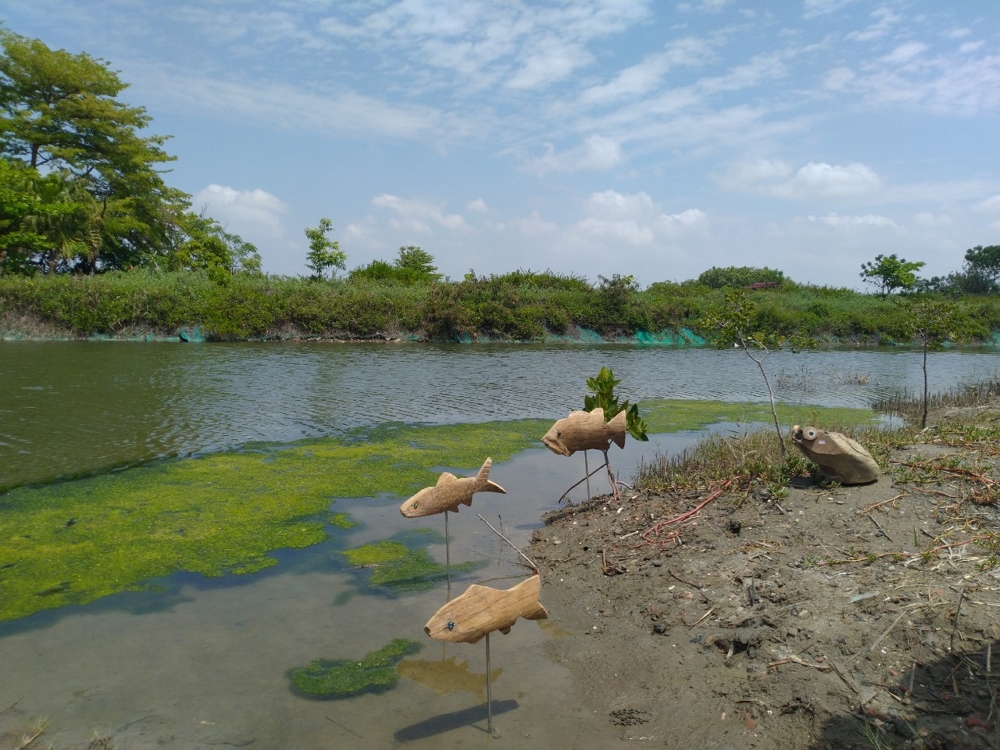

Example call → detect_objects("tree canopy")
859 254 925 298
305 218 347 280
0 29 256 277
695 266 786 289
349 246 442 284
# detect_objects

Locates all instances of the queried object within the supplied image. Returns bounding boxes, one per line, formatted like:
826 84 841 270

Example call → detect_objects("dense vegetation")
4 267 1000 344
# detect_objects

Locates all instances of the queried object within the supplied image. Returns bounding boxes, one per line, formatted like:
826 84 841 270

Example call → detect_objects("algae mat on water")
289 637 422 699
0 401 877 622
0 419 550 622
640 400 878 434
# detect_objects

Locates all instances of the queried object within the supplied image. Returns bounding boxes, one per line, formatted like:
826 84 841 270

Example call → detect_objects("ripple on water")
2 342 999 489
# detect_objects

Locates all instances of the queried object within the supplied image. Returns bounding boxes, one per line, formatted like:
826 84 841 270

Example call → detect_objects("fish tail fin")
476 457 493 481
608 410 627 449
477 458 506 493
524 601 549 620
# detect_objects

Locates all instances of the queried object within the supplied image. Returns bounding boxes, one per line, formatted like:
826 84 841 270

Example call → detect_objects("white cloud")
371 194 468 232
527 134 623 174
822 66 856 90
973 195 1000 214
808 212 898 228
803 0 859 19
881 42 928 65
140 68 460 142
943 28 971 39
506 36 592 90
914 212 952 227
575 190 706 245
467 199 489 213
717 158 792 190
579 38 711 106
959 41 985 54
191 184 288 236
847 8 900 42
774 162 881 198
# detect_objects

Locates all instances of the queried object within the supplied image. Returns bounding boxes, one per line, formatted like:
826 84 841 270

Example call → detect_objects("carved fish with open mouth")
400 457 506 518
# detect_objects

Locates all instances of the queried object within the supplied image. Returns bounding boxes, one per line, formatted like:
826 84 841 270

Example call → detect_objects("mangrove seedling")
289 638 421 699
702 289 812 457
584 366 648 441
896 296 970 428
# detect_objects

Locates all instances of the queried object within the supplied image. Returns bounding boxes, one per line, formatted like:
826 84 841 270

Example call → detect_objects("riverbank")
4 270 1000 345
528 391 1000 748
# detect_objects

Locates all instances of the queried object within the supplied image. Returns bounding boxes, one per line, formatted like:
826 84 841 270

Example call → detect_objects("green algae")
0 403 877 622
342 538 485 593
327 512 359 530
289 638 421 699
640 400 877 434
0 419 549 621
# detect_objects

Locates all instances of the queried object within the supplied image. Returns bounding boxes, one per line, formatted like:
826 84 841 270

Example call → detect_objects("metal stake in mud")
584 451 591 500
444 510 451 591
485 632 493 736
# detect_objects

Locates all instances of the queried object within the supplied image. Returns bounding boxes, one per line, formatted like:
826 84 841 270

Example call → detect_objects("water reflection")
3 341 999 490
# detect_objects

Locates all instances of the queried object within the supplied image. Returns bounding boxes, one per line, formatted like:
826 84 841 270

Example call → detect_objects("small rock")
653 623 667 635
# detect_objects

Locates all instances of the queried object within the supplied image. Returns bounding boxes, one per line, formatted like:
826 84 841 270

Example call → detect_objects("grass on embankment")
4 269 1000 343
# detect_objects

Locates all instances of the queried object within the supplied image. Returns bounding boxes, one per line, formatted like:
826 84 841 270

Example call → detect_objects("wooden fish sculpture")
424 575 548 644
400 457 506 518
541 408 627 457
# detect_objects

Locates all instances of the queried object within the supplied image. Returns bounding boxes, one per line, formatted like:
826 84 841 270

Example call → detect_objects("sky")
2 1 998 288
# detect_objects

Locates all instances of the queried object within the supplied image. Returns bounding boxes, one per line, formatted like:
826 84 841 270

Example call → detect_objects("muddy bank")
529 429 1000 749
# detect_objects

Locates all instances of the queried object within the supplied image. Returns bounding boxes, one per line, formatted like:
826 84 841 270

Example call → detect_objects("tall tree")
859 254 925 298
0 30 186 271
305 218 346 280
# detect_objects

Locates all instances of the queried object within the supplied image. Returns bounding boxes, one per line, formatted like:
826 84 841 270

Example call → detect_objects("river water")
3 341 1000 492
1 341 999 748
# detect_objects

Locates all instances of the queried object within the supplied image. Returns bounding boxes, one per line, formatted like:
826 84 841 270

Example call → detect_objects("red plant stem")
642 479 733 542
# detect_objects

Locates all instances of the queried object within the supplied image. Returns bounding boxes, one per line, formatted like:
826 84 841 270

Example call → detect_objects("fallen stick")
864 511 894 543
477 513 538 572
861 493 909 513
853 610 907 664
668 569 713 603
691 607 715 628
767 655 831 672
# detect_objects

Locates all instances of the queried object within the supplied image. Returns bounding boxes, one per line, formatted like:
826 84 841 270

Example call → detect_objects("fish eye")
412 502 418 508
447 621 455 631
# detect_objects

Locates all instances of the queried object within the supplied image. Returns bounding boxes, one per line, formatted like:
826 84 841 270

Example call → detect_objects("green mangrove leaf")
289 638 421 699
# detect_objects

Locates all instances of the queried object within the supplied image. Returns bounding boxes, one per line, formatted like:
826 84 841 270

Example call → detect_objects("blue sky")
2 1 998 287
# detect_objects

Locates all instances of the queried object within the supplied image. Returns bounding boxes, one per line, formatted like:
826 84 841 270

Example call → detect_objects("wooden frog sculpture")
791 425 879 485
